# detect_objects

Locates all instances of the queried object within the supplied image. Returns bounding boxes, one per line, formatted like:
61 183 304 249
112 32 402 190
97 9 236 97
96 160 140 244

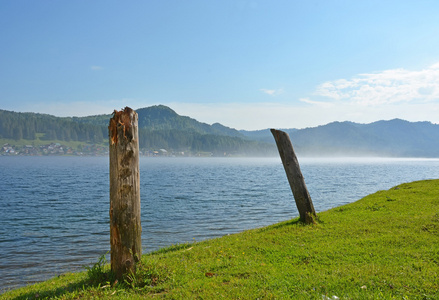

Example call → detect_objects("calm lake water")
1 156 439 292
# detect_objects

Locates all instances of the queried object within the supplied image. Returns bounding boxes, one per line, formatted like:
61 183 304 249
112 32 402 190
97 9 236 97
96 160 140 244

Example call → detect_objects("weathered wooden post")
109 107 142 280
271 129 316 224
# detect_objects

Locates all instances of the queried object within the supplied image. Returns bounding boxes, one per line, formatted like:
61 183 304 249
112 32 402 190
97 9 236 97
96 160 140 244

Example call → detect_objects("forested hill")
1 105 439 157
0 106 274 156
68 105 244 138
0 109 107 143
137 106 244 137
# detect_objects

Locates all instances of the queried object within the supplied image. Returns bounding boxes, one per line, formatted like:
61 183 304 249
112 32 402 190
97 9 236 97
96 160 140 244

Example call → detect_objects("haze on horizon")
1 1 439 130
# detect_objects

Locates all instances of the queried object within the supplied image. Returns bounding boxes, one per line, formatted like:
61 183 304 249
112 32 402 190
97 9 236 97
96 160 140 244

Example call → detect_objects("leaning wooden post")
271 129 316 224
109 107 142 280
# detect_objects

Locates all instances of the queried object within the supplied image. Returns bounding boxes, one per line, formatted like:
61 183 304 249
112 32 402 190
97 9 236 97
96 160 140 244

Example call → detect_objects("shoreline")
3 179 439 298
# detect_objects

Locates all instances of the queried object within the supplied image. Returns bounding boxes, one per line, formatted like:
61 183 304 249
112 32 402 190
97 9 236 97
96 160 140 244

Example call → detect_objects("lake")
1 156 439 292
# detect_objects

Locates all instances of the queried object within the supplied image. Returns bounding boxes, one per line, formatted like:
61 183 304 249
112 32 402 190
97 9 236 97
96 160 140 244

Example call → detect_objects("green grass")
2 180 439 299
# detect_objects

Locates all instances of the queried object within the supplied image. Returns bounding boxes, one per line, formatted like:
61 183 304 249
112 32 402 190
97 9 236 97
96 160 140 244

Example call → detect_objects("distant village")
1 143 214 157
1 143 108 156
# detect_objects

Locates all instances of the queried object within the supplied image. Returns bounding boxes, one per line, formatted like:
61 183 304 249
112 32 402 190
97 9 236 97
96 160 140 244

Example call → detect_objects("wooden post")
109 107 141 280
270 129 316 224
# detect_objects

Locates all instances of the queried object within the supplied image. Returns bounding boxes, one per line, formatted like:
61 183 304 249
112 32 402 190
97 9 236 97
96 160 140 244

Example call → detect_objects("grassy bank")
2 180 439 299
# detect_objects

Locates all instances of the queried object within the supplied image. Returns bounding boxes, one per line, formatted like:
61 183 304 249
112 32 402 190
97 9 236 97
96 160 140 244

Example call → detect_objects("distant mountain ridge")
1 105 438 157
297 119 439 157
240 119 439 157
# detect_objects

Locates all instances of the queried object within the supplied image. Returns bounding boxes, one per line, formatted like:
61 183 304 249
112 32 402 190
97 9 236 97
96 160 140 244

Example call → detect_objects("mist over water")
1 156 439 292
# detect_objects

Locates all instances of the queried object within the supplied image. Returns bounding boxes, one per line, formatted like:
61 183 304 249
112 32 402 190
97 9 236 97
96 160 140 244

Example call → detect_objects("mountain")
241 119 439 157
68 105 244 138
1 105 438 157
0 106 274 156
135 105 244 137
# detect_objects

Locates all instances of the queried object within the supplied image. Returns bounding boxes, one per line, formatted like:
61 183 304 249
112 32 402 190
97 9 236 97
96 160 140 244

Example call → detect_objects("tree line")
0 110 106 144
0 109 275 156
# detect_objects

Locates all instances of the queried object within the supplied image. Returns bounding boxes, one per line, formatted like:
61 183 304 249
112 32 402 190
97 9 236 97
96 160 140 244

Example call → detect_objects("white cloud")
91 65 103 71
260 88 284 96
299 97 333 108
314 62 439 105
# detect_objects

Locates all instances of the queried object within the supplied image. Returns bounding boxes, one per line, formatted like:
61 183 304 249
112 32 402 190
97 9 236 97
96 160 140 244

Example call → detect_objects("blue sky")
1 0 439 130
